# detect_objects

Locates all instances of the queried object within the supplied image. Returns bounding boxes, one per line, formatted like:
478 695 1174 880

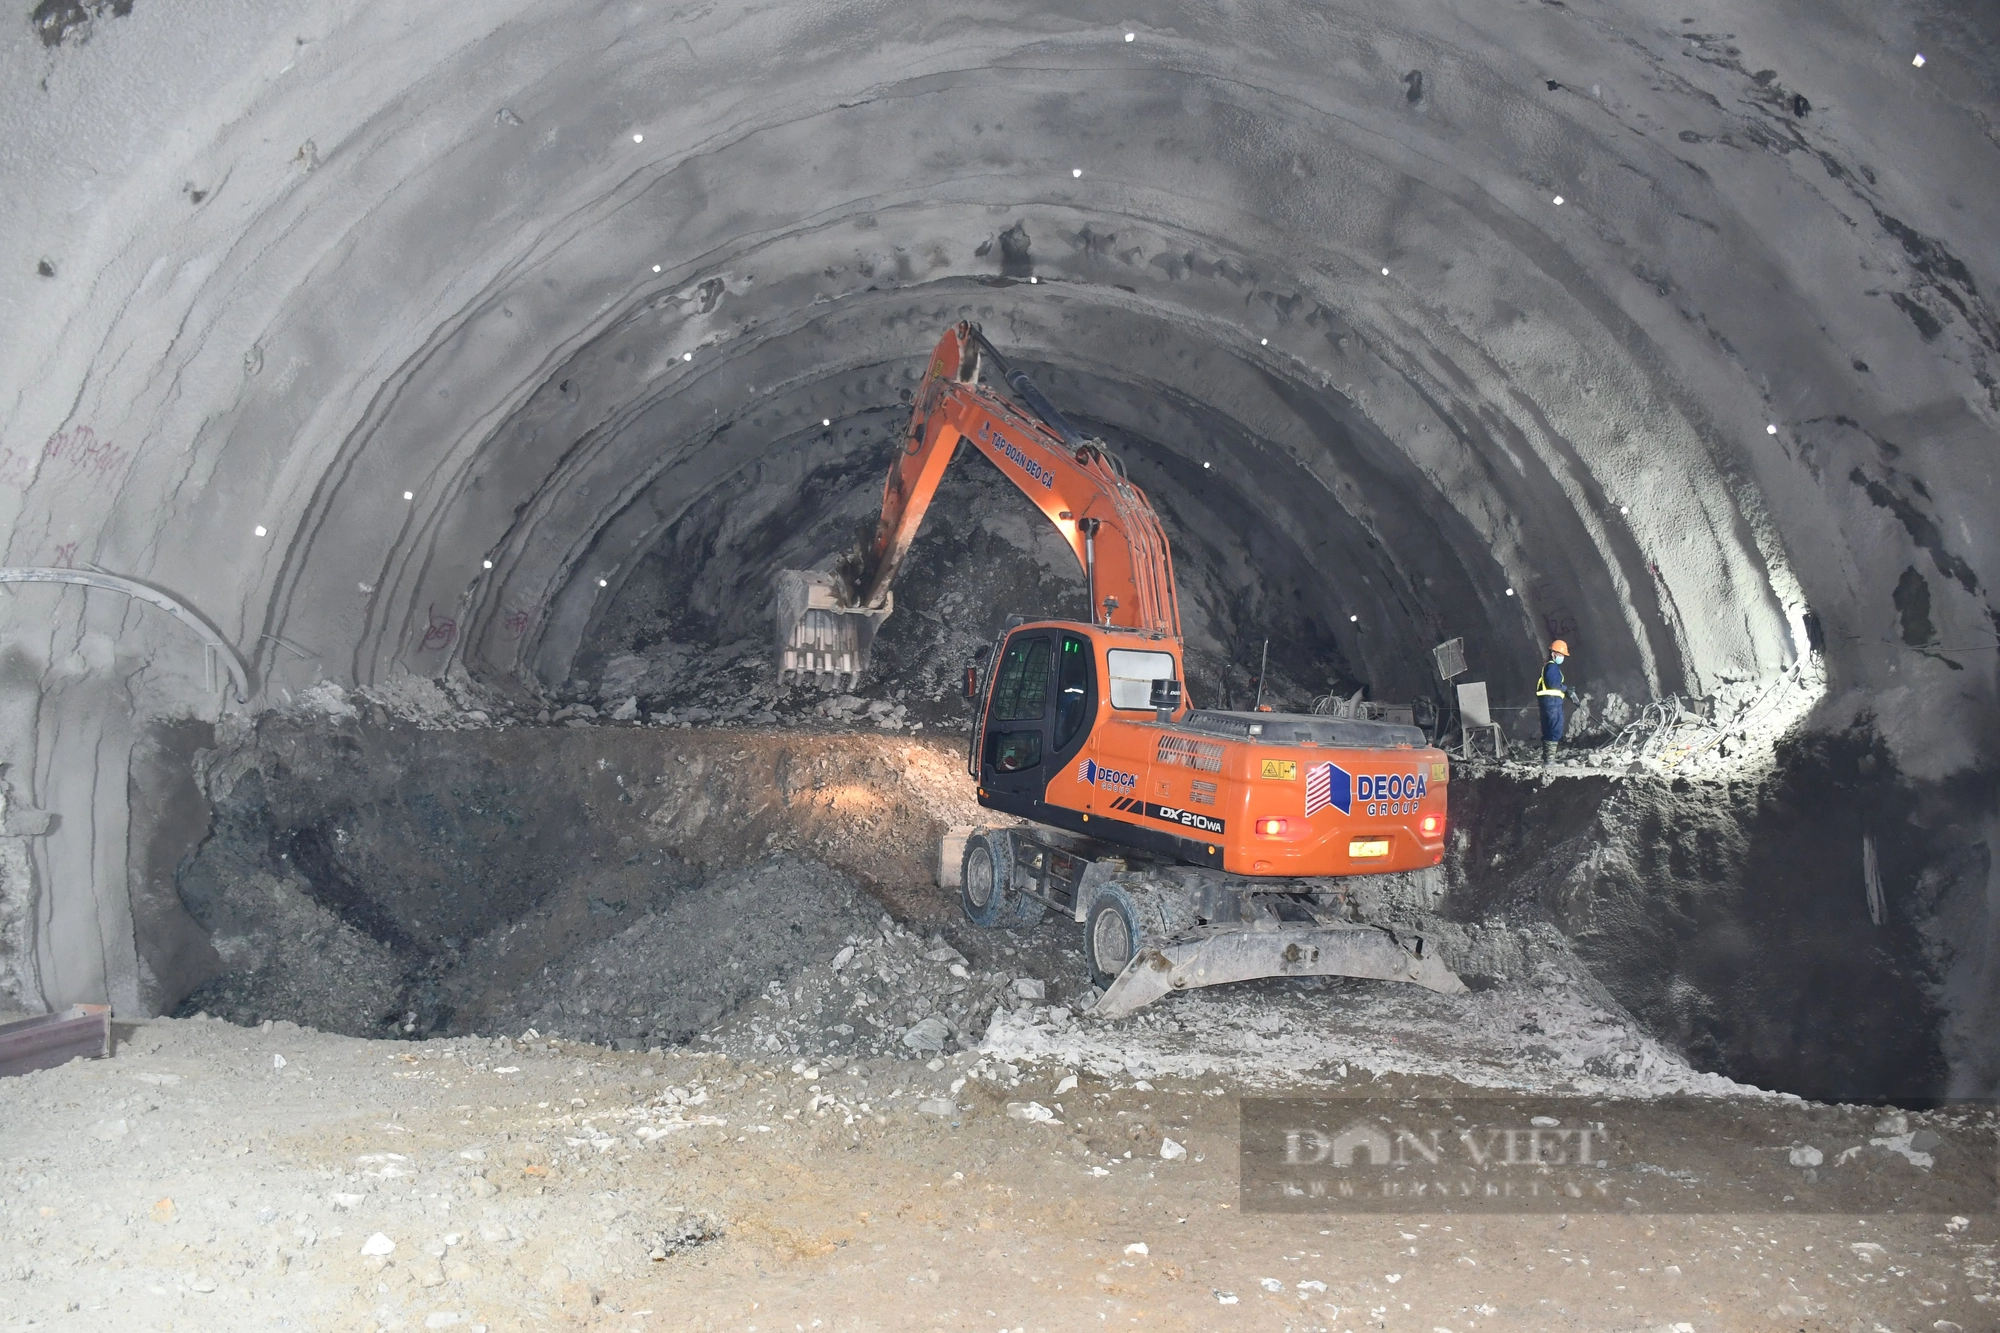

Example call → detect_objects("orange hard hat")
1549 639 1570 656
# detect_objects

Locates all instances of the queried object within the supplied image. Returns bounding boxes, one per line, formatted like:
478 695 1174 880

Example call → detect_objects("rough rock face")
571 443 1348 725
168 719 990 1040
1440 728 1994 1104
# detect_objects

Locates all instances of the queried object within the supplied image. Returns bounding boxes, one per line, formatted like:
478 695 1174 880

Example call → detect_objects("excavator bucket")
773 569 893 688
1093 922 1467 1019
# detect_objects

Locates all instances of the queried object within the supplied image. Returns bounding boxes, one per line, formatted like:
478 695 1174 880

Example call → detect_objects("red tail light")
1255 817 1289 837
1419 814 1443 837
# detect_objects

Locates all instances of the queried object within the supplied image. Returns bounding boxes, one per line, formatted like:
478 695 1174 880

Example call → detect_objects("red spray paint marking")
0 445 34 489
0 426 133 490
504 609 533 639
420 605 458 652
42 427 130 478
52 542 78 567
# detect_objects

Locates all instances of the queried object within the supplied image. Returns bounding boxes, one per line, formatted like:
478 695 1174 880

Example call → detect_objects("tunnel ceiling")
1 0 1995 769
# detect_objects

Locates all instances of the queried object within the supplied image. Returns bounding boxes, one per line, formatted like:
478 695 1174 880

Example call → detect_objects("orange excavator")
777 323 1463 1013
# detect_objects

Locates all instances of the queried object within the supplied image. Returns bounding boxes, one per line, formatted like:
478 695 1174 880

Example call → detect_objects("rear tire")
1082 880 1171 989
960 830 1015 928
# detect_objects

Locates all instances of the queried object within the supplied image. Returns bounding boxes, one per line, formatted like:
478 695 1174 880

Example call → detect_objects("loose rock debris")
647 1212 723 1260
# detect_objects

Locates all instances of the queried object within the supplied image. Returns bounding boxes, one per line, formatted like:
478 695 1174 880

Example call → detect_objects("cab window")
991 637 1052 722
1054 634 1094 749
990 731 1042 772
1107 649 1176 710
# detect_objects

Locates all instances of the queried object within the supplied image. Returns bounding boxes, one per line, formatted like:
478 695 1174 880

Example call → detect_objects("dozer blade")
1094 923 1467 1019
773 569 893 688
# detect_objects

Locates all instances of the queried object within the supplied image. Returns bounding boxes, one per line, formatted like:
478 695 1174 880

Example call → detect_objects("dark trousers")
1539 698 1565 743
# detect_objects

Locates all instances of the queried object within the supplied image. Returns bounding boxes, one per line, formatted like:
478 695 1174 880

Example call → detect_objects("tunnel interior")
0 0 1995 1112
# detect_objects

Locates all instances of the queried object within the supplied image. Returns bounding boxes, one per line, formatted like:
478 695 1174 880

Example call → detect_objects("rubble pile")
1584 660 1826 776
704 913 1087 1063
485 858 880 1049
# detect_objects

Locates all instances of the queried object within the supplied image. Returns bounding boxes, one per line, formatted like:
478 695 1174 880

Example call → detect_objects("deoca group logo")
1077 757 1138 791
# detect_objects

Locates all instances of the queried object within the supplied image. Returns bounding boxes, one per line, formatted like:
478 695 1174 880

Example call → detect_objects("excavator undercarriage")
942 824 1465 1017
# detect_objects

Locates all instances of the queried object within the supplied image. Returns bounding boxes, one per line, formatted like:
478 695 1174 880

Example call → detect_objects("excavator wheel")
1082 879 1179 991
961 829 1047 929
960 830 1016 928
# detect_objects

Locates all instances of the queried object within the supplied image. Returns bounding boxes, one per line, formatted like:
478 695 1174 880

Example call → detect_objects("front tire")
960 830 1015 928
1082 881 1171 989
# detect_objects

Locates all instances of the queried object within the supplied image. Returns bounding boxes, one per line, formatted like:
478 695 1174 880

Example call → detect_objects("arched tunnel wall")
0 0 1993 1100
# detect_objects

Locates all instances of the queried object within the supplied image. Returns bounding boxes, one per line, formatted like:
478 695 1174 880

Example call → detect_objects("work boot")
1542 741 1558 766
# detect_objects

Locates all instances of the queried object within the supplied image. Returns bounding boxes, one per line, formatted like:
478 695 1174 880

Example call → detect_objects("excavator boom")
776 323 1179 683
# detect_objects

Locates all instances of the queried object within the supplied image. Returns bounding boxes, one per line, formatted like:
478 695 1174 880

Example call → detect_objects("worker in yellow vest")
1536 639 1580 765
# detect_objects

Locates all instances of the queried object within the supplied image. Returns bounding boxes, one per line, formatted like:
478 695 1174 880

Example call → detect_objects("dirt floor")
4 982 1993 1332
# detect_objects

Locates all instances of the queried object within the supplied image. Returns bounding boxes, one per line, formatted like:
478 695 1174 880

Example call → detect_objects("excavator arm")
778 322 1182 682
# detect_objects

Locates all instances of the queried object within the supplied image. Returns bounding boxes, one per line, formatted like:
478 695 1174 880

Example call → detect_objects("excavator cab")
973 626 1113 808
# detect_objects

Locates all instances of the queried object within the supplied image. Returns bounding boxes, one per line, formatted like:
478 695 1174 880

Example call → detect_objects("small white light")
632 133 644 143
1381 267 1390 276
682 352 693 361
1124 32 1135 42
822 418 831 427
1260 337 1268 346
598 578 608 588
652 264 661 273
1349 614 1359 623
253 525 267 537
1766 423 1778 435
1072 168 1083 178
403 490 413 501
1029 276 1039 284
1912 53 1925 68
1553 194 1565 206
1202 461 1211 469
1620 504 1630 514
1505 587 1515 597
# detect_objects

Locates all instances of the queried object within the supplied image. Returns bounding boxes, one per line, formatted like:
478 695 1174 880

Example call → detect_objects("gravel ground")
2 1005 1991 1332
